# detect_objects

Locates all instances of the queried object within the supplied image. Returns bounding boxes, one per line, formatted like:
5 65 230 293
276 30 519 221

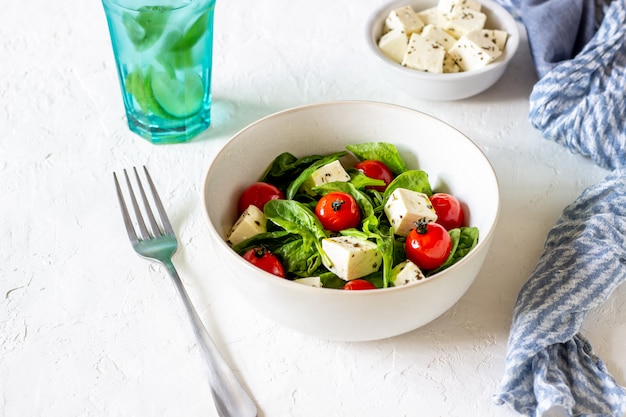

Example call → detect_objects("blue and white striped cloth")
494 173 626 416
528 0 626 171
493 0 626 415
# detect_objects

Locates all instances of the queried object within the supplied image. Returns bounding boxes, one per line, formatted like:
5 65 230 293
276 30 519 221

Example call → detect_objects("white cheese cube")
443 53 461 73
417 7 443 26
478 29 509 51
449 29 503 71
402 33 446 73
227 205 266 246
392 260 427 286
442 8 487 38
322 236 382 281
421 24 456 50
294 277 322 287
378 29 409 63
385 5 425 36
301 160 351 195
438 0 482 16
384 188 437 237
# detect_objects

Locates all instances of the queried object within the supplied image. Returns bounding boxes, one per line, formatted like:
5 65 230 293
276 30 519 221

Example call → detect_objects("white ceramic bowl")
202 101 499 341
366 0 520 101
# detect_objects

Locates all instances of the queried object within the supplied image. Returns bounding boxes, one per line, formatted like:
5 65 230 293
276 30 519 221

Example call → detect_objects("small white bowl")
202 101 500 341
366 0 520 101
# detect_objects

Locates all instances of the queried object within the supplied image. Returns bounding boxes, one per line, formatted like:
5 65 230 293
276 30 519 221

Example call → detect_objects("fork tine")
142 165 175 235
114 172 139 243
133 167 163 237
123 168 151 241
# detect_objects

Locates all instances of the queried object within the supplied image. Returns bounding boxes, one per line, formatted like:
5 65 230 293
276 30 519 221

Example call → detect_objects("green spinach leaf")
260 152 325 193
263 199 330 265
285 152 346 199
430 227 479 274
274 239 321 277
346 142 407 174
347 168 387 190
383 170 433 200
231 230 294 254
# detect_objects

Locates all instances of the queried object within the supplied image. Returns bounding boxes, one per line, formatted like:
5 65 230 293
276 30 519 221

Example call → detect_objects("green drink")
102 0 215 144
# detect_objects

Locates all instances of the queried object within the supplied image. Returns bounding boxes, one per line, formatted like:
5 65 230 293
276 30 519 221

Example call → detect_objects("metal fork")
113 166 257 417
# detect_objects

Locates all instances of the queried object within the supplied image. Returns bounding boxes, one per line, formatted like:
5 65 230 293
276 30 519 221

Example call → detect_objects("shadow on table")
191 98 289 144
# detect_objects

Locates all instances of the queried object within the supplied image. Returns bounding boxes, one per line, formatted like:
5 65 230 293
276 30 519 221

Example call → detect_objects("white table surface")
2 0 624 416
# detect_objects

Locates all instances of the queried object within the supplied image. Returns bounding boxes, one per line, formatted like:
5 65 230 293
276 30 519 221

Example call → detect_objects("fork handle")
164 260 258 417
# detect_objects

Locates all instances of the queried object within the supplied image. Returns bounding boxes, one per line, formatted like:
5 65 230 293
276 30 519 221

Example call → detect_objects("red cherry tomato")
354 160 394 192
343 279 377 290
405 220 452 270
430 193 465 230
315 192 361 232
242 247 285 278
238 182 284 215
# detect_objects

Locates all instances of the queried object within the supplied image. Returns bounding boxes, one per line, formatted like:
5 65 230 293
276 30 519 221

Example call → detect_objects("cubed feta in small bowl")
366 0 519 100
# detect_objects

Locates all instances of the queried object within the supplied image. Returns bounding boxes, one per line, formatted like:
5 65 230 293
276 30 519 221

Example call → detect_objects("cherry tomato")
405 220 452 270
354 160 394 192
237 182 284 215
242 247 285 278
343 279 377 290
315 192 361 232
430 193 465 230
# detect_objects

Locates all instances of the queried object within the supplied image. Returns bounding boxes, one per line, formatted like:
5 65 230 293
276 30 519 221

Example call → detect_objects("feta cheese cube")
294 277 322 287
392 260 427 286
227 204 266 246
378 29 409 63
322 236 382 281
478 29 509 51
417 7 443 26
402 33 446 73
442 8 487 38
301 160 351 195
384 188 437 237
449 29 503 71
385 5 425 36
421 24 456 50
438 0 482 16
443 53 461 73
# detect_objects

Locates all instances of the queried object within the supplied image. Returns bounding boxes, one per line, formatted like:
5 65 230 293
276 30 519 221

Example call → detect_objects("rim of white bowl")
365 0 520 81
202 100 501 295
